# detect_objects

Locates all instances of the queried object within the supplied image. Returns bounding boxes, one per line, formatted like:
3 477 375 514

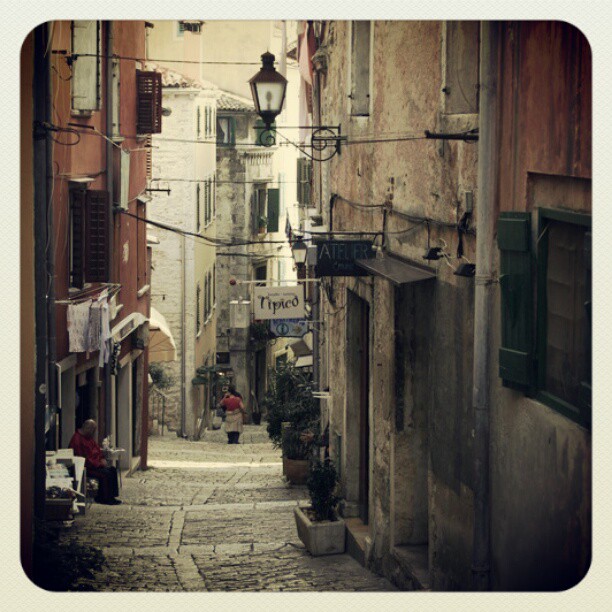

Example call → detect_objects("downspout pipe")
471 20 500 591
104 21 114 438
33 22 52 518
44 24 57 449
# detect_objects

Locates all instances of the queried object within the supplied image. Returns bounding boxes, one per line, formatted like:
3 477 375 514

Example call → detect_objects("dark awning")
356 254 436 285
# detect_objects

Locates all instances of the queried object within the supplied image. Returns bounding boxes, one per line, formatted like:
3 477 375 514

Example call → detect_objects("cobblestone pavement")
59 426 395 592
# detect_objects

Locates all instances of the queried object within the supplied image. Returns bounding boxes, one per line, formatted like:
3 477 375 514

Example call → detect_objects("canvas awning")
356 254 436 285
294 355 313 368
149 307 177 362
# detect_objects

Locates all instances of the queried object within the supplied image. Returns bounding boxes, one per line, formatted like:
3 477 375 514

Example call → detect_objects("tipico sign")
253 285 305 320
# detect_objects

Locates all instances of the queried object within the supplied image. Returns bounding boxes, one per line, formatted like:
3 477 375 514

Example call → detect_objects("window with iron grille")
136 70 162 134
71 20 101 113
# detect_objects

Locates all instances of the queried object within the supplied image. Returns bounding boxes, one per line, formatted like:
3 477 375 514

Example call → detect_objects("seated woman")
69 419 121 505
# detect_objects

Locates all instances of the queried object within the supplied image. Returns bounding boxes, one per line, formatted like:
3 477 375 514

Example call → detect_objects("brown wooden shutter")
71 189 86 288
137 70 162 134
86 190 110 282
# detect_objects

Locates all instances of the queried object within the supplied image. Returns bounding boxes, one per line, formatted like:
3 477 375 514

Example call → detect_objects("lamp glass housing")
292 239 308 265
249 51 288 127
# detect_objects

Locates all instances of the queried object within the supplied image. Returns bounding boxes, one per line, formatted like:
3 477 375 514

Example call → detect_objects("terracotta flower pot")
283 457 309 485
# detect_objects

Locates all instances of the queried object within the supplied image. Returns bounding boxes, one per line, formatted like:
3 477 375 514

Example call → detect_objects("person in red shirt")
69 420 121 505
219 391 245 444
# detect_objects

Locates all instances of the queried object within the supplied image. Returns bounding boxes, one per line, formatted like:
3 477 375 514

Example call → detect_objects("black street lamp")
249 51 345 161
249 51 288 130
291 238 308 265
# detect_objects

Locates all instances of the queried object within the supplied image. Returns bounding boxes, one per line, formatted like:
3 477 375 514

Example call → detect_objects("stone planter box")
294 506 346 556
283 458 309 485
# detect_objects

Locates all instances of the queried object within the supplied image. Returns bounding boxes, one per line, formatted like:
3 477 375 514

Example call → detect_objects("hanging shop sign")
315 240 375 277
270 318 309 338
253 285 305 320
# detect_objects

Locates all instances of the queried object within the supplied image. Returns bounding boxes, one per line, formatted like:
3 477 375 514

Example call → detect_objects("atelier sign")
253 286 305 320
315 240 375 277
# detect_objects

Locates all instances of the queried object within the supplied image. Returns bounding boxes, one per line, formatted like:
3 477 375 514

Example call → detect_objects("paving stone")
59 433 396 592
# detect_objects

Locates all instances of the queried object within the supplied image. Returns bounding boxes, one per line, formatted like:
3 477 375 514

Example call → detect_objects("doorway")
345 291 370 525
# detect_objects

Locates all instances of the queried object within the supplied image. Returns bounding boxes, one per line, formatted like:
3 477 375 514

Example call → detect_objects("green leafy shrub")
307 459 340 521
149 363 175 390
261 360 318 446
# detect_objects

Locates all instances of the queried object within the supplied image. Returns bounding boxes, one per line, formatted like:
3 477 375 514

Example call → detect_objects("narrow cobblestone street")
59 426 395 592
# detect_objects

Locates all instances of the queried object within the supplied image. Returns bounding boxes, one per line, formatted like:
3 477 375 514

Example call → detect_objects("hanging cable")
54 50 265 66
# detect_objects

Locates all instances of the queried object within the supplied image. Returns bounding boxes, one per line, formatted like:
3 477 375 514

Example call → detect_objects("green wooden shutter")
497 212 533 390
267 188 280 232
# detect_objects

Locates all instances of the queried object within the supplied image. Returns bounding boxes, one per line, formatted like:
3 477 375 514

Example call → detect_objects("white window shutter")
71 20 101 112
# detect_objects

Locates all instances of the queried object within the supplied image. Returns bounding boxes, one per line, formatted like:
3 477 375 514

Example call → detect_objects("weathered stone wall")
318 21 479 588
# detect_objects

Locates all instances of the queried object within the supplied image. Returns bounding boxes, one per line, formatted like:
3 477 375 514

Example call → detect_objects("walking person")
219 390 246 444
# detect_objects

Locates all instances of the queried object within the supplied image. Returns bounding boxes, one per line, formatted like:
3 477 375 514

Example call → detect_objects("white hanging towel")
67 300 92 353
99 299 112 367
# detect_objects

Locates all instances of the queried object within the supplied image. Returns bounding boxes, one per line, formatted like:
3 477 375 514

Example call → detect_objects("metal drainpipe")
104 21 114 438
33 22 52 517
181 234 186 437
471 20 500 591
44 23 57 449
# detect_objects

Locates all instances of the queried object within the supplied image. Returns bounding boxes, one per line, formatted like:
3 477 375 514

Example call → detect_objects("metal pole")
162 396 165 436
104 20 114 439
471 20 500 591
33 22 51 520
180 234 186 437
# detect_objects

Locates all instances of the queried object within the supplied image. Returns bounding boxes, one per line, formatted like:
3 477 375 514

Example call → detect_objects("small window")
177 21 185 38
213 263 216 307
254 185 268 234
537 210 591 425
196 106 201 139
255 265 267 287
350 21 371 116
196 183 201 233
443 21 480 115
196 283 201 333
216 116 235 146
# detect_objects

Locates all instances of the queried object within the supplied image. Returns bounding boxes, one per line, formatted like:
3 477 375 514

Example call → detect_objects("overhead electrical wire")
53 50 265 66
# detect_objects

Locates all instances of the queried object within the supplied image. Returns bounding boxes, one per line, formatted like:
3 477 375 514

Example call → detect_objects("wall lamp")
291 238 309 265
249 51 345 161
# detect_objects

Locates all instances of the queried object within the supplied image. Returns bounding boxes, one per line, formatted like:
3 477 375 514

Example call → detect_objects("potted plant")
262 361 319 484
294 459 346 556
258 216 268 235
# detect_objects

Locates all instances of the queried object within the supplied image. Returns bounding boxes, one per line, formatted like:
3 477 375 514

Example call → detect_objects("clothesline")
55 283 122 305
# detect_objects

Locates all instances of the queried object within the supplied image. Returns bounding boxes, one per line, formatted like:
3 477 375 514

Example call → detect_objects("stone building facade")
148 64 219 437
305 20 591 591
